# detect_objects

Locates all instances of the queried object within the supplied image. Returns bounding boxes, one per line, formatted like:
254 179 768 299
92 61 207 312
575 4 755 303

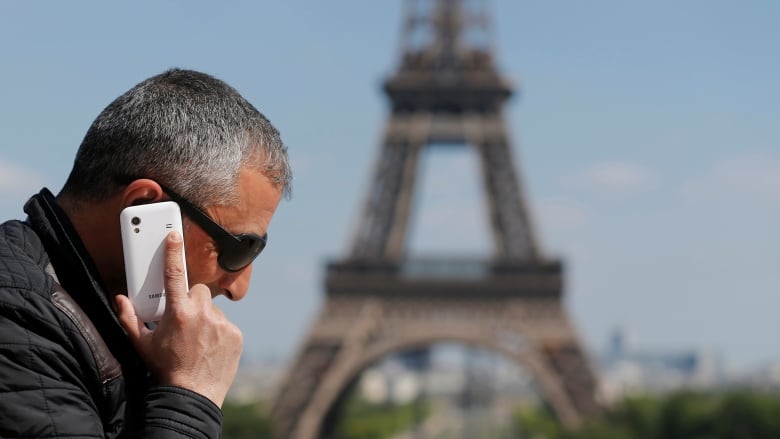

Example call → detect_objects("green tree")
332 397 430 439
221 400 273 439
515 390 780 439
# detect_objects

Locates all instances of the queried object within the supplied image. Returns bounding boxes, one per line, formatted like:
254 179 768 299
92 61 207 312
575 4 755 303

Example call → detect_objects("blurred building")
598 327 723 403
355 345 538 406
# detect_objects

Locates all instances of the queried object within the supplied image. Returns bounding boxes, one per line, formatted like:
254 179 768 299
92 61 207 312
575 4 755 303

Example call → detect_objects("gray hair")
60 68 292 207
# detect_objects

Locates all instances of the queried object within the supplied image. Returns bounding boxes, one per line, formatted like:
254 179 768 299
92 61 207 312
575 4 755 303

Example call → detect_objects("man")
0 69 292 438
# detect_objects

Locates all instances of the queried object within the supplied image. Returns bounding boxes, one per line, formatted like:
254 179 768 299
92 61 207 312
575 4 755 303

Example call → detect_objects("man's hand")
116 231 243 408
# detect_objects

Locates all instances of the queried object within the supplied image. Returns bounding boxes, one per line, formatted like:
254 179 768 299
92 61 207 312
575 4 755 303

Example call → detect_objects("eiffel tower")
271 1 600 437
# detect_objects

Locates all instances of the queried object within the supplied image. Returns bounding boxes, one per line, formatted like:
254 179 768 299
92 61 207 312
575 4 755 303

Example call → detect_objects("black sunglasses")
158 184 267 272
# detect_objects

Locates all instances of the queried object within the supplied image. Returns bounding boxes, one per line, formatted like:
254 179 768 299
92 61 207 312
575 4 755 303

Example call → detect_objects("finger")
188 284 212 305
163 231 189 310
116 294 151 343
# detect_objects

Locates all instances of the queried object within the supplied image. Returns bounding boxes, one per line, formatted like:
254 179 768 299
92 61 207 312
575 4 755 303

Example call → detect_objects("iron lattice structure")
271 1 601 437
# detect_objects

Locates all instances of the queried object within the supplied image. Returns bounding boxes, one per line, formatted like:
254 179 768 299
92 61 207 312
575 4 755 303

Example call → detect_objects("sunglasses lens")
218 234 267 272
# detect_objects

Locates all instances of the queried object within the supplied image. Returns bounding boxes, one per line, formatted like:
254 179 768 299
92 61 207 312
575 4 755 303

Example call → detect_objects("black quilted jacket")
0 189 222 438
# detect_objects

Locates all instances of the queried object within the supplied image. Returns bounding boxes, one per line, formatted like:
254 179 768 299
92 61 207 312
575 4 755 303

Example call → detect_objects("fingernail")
169 231 181 242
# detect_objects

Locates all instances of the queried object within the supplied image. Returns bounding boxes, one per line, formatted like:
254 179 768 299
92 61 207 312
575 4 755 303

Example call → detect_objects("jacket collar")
23 188 134 358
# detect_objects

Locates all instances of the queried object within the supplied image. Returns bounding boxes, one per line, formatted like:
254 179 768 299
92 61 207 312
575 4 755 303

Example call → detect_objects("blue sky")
1 1 779 370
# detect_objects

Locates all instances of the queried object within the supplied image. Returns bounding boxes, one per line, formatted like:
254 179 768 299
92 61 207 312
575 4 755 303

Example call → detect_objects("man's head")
60 68 291 206
59 69 291 300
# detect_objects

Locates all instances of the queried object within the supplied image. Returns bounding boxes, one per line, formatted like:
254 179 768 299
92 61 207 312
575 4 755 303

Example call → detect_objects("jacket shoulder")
0 220 120 438
0 219 53 295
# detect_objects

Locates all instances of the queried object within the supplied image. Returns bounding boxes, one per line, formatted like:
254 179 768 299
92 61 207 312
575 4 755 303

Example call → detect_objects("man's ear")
120 179 166 208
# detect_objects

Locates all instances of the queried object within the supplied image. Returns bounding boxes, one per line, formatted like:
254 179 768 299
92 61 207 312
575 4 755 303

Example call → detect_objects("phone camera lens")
131 217 141 226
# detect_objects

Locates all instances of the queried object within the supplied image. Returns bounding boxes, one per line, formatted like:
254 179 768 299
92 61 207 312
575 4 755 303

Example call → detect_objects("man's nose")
219 263 253 301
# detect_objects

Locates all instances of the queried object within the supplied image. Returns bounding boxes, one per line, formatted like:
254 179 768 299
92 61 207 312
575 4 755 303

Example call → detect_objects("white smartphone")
119 201 188 322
